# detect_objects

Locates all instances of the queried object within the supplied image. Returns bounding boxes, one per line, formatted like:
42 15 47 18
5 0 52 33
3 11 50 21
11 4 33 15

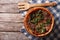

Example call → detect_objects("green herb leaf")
36 27 40 32
40 23 45 27
40 28 46 33
40 14 44 20
31 18 38 24
37 10 42 14
36 13 40 16
35 26 46 33
36 23 46 33
46 19 51 24
36 10 42 17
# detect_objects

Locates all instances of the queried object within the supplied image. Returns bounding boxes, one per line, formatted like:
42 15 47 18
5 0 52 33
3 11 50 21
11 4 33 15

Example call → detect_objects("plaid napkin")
20 0 60 40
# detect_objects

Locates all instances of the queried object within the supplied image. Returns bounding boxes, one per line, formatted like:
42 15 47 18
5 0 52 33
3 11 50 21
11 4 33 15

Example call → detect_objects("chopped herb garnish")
35 26 46 33
30 14 35 20
36 13 40 16
36 10 42 16
37 10 42 14
31 18 38 24
29 9 51 34
40 28 46 33
40 23 45 27
35 23 46 33
46 19 51 24
36 27 40 32
40 14 44 20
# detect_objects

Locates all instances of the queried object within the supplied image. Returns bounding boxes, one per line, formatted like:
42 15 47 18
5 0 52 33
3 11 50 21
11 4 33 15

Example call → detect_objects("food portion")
28 9 52 35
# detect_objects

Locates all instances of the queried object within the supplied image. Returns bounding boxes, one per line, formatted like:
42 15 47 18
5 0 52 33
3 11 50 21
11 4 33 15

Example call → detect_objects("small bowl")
24 7 54 37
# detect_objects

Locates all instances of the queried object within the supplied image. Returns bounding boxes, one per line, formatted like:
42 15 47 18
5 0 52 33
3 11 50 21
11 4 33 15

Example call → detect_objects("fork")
18 2 57 10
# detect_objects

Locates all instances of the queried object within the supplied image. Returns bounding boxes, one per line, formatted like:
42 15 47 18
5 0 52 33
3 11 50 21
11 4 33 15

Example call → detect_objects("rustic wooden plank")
0 32 30 40
0 22 24 31
0 4 19 12
0 0 22 3
0 0 29 3
0 13 24 22
0 13 24 31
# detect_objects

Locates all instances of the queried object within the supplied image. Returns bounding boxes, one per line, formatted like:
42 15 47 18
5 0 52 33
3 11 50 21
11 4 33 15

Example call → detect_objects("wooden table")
0 0 30 40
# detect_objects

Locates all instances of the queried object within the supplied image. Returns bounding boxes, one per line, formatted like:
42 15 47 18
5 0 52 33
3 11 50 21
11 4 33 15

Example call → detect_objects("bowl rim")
24 7 54 37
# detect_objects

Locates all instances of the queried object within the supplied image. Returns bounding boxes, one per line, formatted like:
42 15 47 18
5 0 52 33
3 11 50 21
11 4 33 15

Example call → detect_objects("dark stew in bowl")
28 9 52 35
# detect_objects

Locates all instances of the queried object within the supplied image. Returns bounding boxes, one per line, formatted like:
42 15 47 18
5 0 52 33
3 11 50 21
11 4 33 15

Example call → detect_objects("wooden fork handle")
30 2 57 7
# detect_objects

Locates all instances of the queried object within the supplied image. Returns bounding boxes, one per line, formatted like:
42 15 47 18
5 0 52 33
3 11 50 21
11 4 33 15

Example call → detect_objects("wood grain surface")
0 13 24 22
0 4 19 12
0 0 29 40
0 32 30 40
0 22 23 31
0 0 28 3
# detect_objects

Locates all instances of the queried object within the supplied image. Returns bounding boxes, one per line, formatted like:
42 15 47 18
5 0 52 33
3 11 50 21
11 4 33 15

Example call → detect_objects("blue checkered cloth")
20 0 60 40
